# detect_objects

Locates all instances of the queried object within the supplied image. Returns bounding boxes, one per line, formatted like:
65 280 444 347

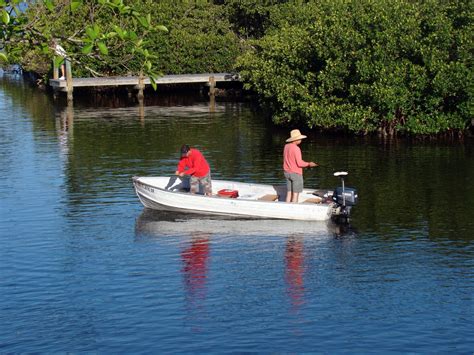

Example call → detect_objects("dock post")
52 60 59 100
137 75 145 122
208 75 216 97
52 59 59 80
137 75 145 102
65 59 73 102
209 75 216 112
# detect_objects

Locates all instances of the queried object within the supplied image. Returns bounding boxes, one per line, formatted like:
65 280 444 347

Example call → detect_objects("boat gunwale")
133 176 326 204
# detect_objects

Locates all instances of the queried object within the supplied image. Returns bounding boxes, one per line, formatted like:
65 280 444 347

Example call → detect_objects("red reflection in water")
181 233 210 302
285 236 305 310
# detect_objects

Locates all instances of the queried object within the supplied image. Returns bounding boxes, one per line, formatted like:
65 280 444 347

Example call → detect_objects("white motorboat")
132 173 357 222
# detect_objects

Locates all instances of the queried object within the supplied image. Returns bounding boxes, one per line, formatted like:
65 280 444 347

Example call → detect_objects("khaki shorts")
190 172 212 195
284 172 304 193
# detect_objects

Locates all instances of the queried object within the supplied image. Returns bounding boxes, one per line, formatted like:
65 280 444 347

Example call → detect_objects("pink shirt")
283 143 310 175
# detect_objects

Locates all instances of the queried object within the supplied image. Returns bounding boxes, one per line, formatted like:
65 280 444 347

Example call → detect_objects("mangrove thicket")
1 0 472 136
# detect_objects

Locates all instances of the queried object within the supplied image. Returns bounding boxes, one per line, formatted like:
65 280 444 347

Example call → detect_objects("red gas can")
217 189 239 198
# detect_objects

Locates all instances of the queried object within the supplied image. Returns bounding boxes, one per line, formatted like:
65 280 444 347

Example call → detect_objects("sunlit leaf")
148 73 162 91
41 45 50 54
44 0 54 12
97 41 108 55
1 10 10 25
0 52 8 62
149 76 157 90
86 26 98 40
70 1 82 12
137 16 149 29
53 57 64 68
156 25 168 33
113 25 125 39
81 43 94 54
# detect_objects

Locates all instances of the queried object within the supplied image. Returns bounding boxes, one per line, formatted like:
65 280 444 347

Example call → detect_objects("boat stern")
329 172 358 223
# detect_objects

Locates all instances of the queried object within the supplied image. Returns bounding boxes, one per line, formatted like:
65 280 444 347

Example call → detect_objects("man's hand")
308 162 319 168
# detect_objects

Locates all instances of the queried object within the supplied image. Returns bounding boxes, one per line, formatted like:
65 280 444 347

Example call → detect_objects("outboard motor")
332 172 358 222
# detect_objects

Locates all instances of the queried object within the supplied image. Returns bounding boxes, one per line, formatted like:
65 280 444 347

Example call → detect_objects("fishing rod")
308 163 343 172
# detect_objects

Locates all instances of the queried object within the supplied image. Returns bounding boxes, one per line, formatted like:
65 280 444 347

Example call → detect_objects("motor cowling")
330 171 358 223
332 187 358 206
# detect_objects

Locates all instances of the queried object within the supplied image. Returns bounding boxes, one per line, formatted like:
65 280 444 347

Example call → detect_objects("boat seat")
258 194 279 202
303 197 323 204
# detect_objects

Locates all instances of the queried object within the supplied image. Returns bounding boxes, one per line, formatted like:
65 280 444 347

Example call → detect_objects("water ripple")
0 77 473 352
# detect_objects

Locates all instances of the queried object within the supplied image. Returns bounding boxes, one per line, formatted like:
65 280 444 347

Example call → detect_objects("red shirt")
177 148 210 177
283 143 310 175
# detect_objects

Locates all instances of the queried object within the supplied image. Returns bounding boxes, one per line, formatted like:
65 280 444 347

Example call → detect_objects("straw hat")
286 129 307 142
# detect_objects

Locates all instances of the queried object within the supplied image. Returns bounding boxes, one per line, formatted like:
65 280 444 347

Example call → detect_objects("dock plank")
50 73 239 90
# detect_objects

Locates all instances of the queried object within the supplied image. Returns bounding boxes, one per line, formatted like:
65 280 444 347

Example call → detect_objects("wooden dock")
50 73 240 101
50 73 239 89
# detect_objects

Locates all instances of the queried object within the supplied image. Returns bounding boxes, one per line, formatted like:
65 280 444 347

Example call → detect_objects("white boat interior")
138 176 331 204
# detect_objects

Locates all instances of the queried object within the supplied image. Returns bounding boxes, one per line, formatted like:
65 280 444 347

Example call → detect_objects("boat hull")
133 176 335 221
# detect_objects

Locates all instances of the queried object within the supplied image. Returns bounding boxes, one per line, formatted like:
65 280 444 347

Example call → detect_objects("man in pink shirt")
283 129 318 203
175 144 212 196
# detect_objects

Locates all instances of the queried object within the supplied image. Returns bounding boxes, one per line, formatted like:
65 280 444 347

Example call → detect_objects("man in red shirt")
283 129 318 203
175 145 212 196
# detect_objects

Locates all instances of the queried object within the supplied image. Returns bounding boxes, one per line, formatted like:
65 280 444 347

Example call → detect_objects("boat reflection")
134 209 352 238
135 209 356 325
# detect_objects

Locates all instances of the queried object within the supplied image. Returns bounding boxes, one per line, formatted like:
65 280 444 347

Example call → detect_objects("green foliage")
1 0 168 80
142 2 241 74
219 0 289 39
1 0 471 136
1 1 241 77
236 0 473 135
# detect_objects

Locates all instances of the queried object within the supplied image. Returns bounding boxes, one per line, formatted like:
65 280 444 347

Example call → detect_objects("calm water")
1 75 473 353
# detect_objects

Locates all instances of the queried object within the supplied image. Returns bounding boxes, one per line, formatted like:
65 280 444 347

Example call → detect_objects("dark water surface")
1 75 473 353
